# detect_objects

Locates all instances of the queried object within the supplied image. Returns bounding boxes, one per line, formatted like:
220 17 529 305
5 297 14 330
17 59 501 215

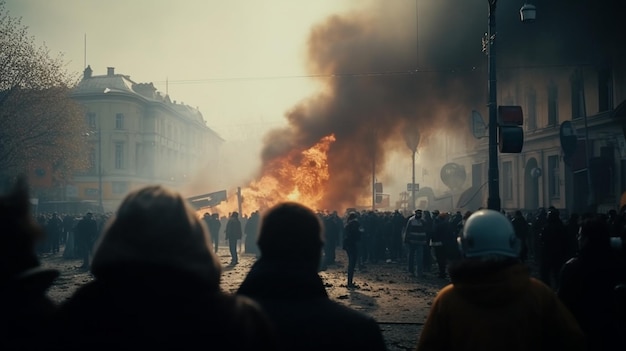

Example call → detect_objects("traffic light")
498 106 524 153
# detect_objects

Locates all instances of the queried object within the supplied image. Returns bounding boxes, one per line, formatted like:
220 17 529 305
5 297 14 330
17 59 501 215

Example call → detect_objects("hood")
448 259 530 308
91 186 222 291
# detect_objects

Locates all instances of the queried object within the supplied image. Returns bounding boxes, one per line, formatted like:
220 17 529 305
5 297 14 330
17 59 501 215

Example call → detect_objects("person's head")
458 209 520 260
91 185 221 289
0 176 45 281
257 202 324 270
231 212 239 218
348 212 358 221
85 212 93 219
414 209 422 218
577 214 611 253
548 208 560 221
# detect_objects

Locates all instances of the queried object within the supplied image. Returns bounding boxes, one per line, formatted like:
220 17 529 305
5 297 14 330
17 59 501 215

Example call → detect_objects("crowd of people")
2 175 626 350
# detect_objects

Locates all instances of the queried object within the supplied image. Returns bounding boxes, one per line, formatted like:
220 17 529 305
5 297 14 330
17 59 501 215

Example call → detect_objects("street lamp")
97 125 103 213
486 0 535 211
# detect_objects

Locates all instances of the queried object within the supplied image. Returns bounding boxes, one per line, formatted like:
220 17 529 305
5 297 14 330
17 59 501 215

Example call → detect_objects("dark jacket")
343 219 363 251
55 264 274 351
558 250 626 350
238 259 386 351
1 268 59 350
75 216 98 249
225 217 243 241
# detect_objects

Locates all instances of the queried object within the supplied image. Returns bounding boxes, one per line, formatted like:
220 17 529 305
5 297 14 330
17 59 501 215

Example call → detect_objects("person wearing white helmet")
416 209 585 351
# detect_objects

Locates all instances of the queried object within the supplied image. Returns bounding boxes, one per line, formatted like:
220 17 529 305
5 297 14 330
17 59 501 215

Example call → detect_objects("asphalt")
41 247 455 351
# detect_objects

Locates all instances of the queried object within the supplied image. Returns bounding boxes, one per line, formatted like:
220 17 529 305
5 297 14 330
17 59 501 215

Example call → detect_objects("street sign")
187 190 227 209
407 183 419 192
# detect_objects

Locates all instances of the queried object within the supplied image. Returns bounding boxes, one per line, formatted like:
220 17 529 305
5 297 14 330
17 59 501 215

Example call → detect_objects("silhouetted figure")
417 210 585 351
237 202 386 351
511 210 530 262
558 215 626 350
225 212 242 265
404 209 428 277
1 176 59 350
46 212 63 254
244 210 260 255
207 213 221 252
540 208 567 289
55 185 274 351
74 212 97 270
343 212 364 288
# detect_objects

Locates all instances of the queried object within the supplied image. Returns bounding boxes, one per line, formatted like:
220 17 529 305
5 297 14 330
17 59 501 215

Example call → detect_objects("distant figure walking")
225 211 243 265
343 212 364 289
237 202 386 351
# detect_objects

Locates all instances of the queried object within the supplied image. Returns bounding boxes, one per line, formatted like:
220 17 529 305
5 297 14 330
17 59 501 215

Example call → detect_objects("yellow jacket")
417 261 585 351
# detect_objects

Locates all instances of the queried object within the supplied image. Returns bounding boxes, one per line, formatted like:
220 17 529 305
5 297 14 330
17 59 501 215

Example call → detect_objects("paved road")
42 247 452 351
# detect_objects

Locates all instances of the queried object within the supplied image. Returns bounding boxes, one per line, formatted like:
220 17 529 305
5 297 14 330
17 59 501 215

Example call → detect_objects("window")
502 161 513 200
598 68 613 112
87 112 97 128
526 88 537 130
571 72 583 119
548 155 560 198
115 113 124 129
115 142 124 169
112 182 128 194
548 83 558 126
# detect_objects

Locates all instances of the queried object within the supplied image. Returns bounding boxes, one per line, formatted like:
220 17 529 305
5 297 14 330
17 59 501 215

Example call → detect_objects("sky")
6 0 363 136
7 0 571 209
5 0 378 193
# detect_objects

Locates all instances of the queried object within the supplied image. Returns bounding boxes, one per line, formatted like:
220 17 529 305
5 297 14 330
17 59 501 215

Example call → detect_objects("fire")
211 134 336 217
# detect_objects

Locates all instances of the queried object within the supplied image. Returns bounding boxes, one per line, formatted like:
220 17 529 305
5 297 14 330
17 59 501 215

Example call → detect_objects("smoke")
259 2 488 211
251 0 621 212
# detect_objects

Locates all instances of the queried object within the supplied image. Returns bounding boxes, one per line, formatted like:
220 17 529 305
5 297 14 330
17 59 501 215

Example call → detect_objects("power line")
154 62 595 86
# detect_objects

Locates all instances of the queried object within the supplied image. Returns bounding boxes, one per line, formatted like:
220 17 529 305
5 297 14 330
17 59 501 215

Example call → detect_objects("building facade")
69 66 223 212
450 60 626 215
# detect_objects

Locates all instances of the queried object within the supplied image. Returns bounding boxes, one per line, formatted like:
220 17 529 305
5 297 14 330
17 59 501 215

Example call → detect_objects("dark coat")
225 217 243 241
1 268 59 350
558 250 626 350
54 264 274 351
237 259 386 351
343 219 362 251
75 217 98 250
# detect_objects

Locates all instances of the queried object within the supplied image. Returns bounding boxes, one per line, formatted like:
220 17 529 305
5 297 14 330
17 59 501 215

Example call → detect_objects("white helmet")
458 209 520 258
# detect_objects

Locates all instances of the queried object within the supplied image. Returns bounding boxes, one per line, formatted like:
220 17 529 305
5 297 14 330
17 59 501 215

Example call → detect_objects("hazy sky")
6 0 363 138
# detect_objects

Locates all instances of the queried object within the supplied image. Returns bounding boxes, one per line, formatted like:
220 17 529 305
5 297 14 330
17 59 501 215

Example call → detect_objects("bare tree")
0 1 88 186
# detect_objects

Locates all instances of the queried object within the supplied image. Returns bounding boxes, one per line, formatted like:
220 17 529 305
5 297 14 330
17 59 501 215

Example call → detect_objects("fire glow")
214 135 335 216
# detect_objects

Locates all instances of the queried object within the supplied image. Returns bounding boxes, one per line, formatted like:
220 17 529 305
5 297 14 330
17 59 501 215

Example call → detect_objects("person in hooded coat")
54 185 274 351
1 176 59 351
417 209 585 351
237 202 386 351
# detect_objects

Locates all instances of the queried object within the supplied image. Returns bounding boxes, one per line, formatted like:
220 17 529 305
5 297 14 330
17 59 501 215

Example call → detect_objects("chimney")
83 65 92 79
107 67 115 76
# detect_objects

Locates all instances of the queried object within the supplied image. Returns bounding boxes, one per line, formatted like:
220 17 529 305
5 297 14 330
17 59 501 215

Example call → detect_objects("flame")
211 135 335 216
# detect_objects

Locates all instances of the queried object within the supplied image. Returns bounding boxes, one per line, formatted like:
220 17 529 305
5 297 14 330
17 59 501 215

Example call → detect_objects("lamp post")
98 125 103 213
486 1 535 211
486 0 500 211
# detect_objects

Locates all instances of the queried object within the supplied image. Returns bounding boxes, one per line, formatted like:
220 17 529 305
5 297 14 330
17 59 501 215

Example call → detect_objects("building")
69 66 223 212
449 2 626 215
